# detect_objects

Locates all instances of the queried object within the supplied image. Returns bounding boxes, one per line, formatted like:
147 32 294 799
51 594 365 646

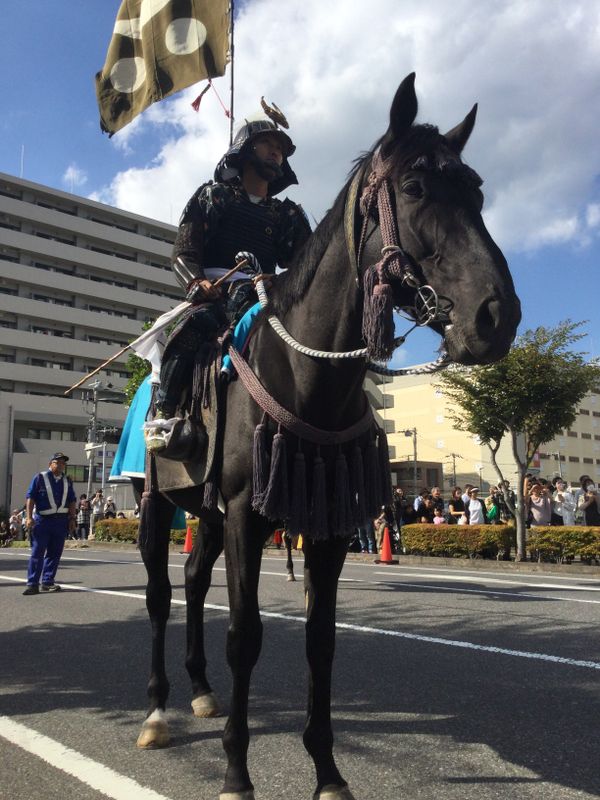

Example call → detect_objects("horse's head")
358 73 521 366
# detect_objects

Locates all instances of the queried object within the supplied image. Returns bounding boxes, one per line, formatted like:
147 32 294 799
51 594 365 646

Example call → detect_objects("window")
582 433 592 440
0 353 16 363
593 412 600 418
567 431 578 438
579 409 590 415
583 457 594 464
36 200 76 216
34 261 74 276
568 456 580 463
0 286 18 296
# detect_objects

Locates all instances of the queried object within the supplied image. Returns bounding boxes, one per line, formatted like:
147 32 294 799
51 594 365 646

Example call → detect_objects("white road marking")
375 570 600 592
0 715 174 800
2 574 599 671
373 574 600 604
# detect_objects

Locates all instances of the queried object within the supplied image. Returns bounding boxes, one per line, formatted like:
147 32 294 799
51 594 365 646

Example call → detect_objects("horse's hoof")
191 691 221 718
286 572 296 582
219 792 255 800
136 711 169 749
316 786 356 800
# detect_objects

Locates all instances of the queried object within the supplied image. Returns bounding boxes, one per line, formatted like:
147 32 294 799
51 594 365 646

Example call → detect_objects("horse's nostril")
477 298 502 334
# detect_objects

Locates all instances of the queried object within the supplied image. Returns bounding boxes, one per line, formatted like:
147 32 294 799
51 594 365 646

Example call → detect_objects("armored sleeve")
277 199 312 267
171 184 211 290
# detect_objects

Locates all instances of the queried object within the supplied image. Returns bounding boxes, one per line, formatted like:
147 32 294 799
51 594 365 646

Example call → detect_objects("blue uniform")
26 470 76 587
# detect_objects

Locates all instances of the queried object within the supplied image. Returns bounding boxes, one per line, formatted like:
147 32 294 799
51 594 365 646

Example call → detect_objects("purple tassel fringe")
310 452 328 540
260 431 290 520
289 450 308 536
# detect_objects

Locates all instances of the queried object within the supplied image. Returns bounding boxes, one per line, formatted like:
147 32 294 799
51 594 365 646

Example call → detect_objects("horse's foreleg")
185 518 224 717
220 498 267 800
136 493 176 749
303 537 355 800
283 531 296 581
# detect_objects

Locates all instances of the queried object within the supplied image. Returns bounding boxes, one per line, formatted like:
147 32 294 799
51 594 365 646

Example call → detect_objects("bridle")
252 148 452 375
350 147 453 344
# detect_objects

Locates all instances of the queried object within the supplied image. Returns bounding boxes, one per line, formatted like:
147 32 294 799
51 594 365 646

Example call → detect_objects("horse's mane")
270 124 450 317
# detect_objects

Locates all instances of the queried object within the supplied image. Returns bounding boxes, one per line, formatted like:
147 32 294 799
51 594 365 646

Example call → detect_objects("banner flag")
95 0 230 135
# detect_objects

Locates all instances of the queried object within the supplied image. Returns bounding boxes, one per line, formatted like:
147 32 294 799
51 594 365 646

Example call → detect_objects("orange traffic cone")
182 525 193 555
375 526 398 565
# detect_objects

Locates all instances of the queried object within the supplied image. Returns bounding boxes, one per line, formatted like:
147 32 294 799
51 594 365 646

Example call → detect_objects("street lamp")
399 427 417 496
552 451 563 478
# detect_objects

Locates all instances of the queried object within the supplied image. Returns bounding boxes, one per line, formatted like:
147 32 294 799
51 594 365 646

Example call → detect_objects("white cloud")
91 0 600 255
62 163 87 191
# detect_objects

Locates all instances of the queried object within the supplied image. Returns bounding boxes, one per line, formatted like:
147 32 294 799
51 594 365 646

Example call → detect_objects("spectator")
465 487 487 525
484 486 500 524
552 479 576 526
103 496 117 519
393 486 413 527
9 510 21 540
527 482 552 527
91 490 104 532
0 521 10 547
433 508 446 525
430 486 444 515
357 520 376 554
461 484 474 506
76 495 91 540
374 506 395 552
577 477 600 526
22 452 76 594
447 486 465 524
496 481 515 524
116 511 126 519
413 488 429 513
418 497 435 524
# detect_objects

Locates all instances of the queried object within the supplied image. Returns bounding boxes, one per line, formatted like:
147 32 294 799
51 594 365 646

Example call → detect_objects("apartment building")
0 171 180 511
384 372 600 496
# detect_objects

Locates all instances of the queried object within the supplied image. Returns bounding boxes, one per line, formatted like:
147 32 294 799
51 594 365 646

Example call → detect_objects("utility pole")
447 452 463 486
400 428 418 496
83 380 101 499
552 451 563 478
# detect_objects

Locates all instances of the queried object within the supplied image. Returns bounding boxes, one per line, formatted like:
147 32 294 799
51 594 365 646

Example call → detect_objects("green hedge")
527 526 600 564
402 524 513 559
93 517 197 546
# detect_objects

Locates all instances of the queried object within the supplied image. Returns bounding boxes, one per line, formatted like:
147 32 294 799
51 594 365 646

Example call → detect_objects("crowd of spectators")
353 474 600 554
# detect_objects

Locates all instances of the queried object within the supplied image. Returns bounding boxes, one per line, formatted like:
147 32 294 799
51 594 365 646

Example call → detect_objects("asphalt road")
1 546 599 800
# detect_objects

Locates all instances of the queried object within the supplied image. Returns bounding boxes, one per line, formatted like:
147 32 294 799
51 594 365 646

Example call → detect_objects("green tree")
123 321 153 405
438 321 600 560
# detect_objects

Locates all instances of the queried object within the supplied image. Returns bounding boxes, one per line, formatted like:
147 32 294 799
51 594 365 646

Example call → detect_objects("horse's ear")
444 104 478 154
388 73 418 140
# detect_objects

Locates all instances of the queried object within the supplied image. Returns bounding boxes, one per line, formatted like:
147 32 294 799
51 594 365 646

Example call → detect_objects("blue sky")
1 0 599 366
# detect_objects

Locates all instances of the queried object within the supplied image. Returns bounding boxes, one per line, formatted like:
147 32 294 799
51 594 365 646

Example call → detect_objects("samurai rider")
144 112 311 453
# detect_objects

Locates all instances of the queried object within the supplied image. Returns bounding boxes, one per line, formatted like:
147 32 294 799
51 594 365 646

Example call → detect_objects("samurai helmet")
214 104 298 196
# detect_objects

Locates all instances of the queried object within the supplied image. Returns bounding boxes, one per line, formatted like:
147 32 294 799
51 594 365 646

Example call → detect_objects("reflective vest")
38 472 69 515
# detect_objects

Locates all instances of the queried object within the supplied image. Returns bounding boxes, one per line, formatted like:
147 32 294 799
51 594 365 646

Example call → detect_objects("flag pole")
229 0 235 145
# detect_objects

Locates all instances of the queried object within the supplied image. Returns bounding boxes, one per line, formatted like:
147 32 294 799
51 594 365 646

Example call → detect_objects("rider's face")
252 135 284 166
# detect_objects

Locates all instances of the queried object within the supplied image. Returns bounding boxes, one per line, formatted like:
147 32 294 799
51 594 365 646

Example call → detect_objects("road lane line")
0 715 174 800
372 574 600 604
2 575 599 671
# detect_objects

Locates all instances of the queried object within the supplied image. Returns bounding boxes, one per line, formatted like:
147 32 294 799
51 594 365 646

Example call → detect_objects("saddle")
154 348 223 493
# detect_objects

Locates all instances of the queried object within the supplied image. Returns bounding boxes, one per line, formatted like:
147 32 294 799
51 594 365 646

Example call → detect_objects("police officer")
144 112 311 452
22 452 76 595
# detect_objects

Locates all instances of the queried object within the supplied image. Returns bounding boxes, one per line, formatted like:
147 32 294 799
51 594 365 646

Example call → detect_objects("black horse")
134 74 521 800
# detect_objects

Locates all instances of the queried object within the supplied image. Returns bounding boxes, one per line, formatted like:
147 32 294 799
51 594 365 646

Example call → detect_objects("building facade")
0 171 180 512
384 371 600 497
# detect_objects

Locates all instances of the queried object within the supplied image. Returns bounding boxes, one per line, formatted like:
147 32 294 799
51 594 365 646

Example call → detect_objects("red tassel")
191 83 210 112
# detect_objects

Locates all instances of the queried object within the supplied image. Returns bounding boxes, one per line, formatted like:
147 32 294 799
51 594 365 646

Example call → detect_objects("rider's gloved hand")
235 251 261 275
186 277 221 304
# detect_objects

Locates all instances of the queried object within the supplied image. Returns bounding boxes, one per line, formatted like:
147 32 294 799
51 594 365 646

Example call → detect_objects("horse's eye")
402 180 423 198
